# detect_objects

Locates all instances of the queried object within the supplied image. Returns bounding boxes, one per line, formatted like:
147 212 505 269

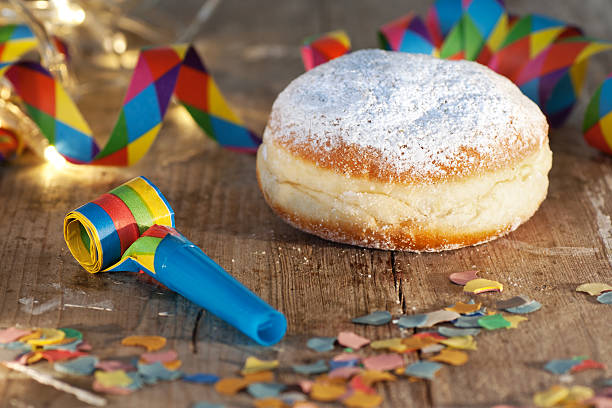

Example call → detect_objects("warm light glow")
52 0 86 25
112 33 127 54
44 145 67 168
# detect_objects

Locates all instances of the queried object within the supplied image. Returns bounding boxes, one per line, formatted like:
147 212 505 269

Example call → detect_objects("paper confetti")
404 361 443 380
504 315 528 329
370 338 404 351
363 353 404 371
95 370 133 388
570 359 606 373
544 358 586 375
182 373 220 384
597 291 612 304
439 335 477 351
0 327 32 343
351 311 392 326
309 382 347 402
449 270 479 285
27 328 66 346
445 301 482 314
96 360 135 372
533 385 570 407
453 315 483 328
253 398 286 408
138 361 182 382
463 279 503 294
328 366 361 379
337 332 370 350
279 392 307 404
141 350 178 364
121 335 166 352
505 300 542 314
496 296 530 309
343 390 384 408
396 314 428 328
329 358 358 370
401 336 440 351
247 382 287 399
359 370 396 385
421 310 461 327
576 283 612 296
242 357 279 375
429 349 469 366
301 30 351 71
54 356 99 376
437 326 481 337
214 377 249 396
292 360 329 375
306 337 336 352
478 314 511 330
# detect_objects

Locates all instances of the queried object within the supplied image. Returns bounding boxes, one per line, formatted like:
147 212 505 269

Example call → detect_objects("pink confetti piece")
328 366 361 379
0 327 32 343
333 353 361 362
363 353 404 371
96 360 136 372
449 270 479 285
92 380 133 395
585 397 612 408
299 380 314 393
77 341 92 351
140 350 178 364
337 332 370 350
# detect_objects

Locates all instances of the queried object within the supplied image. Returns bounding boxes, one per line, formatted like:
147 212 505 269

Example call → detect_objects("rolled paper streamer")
301 30 350 71
64 177 286 346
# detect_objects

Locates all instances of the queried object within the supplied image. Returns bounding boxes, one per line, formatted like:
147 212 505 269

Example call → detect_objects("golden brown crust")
268 119 549 185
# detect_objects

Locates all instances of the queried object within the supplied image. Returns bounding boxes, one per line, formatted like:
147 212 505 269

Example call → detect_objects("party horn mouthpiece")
64 176 287 346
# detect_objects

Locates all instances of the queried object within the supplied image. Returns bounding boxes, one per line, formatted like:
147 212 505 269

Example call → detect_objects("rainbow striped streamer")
64 176 174 273
301 30 351 71
0 128 20 160
0 24 259 165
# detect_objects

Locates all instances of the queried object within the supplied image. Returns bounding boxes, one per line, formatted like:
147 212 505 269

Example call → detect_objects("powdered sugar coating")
264 49 548 182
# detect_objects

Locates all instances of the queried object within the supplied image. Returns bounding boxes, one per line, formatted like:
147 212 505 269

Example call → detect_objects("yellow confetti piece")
243 370 275 384
504 315 528 329
401 336 439 351
445 301 482 314
429 349 469 366
342 391 384 408
576 282 612 296
359 370 396 385
121 335 166 351
26 352 44 365
94 370 133 388
310 382 347 402
566 385 595 402
18 329 42 342
162 360 182 370
254 398 287 408
463 279 503 294
439 335 477 351
533 385 570 408
27 328 65 346
214 377 249 396
241 356 279 375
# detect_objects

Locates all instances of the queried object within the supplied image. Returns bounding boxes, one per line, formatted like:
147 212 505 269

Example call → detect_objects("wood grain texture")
0 1 611 407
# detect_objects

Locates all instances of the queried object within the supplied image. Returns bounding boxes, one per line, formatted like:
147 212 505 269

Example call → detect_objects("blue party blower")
64 176 287 346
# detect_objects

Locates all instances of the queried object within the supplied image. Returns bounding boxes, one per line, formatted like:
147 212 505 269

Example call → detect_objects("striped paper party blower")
64 177 286 346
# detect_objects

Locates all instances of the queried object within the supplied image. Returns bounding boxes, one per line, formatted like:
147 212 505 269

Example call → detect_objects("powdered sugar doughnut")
256 49 551 251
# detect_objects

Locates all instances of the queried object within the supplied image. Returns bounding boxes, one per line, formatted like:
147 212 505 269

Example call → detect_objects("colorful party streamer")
0 24 259 164
307 0 612 155
64 177 286 346
301 30 351 71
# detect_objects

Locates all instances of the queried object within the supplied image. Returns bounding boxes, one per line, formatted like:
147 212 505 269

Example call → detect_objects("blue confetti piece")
506 300 542 314
397 314 427 328
280 391 307 404
138 361 182 383
54 356 99 376
192 403 225 408
597 291 612 304
182 373 220 384
1 341 31 351
453 315 482 328
351 310 392 326
329 358 358 370
306 337 336 352
247 382 287 399
292 359 329 375
404 361 443 380
464 307 487 317
438 326 481 337
544 358 585 374
125 372 144 391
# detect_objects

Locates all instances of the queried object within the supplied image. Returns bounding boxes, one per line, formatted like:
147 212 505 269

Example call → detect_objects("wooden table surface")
1 1 611 407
